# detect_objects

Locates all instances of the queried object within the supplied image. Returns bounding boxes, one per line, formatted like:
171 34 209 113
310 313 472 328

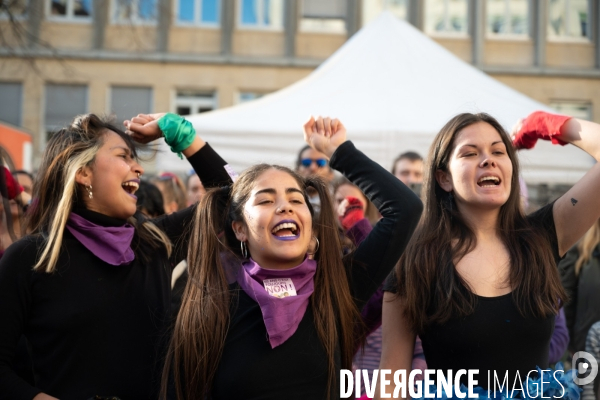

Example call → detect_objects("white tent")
157 12 593 184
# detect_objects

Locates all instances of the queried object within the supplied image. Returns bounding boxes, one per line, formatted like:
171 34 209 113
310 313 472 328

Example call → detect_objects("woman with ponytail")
0 113 233 400
161 116 423 400
378 111 600 398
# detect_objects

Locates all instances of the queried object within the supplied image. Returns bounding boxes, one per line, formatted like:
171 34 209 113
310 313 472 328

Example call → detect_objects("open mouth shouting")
477 175 501 188
122 179 140 199
271 220 300 241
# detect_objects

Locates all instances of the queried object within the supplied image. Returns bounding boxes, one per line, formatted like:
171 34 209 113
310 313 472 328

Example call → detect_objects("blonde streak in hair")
34 149 97 272
575 221 600 275
142 221 173 257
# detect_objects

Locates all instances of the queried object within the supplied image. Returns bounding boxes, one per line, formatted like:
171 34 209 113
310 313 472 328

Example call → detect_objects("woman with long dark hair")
156 116 422 399
0 113 233 399
379 111 600 397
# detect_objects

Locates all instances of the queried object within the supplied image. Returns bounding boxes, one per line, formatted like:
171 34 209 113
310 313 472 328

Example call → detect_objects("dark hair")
136 181 165 218
390 151 423 174
162 164 361 400
27 113 171 272
14 170 34 181
393 113 566 333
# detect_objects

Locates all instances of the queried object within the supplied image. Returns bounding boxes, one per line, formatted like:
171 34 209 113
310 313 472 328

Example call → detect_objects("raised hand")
123 113 167 144
511 111 571 150
302 116 347 159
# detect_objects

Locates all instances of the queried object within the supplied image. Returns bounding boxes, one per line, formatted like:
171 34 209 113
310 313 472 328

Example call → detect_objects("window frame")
237 0 284 31
43 83 89 145
111 0 158 26
485 0 532 40
547 0 592 42
0 81 24 127
424 0 470 38
174 0 221 27
46 0 93 23
172 90 218 115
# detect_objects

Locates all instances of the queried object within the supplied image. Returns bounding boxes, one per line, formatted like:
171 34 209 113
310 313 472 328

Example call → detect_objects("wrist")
157 113 197 159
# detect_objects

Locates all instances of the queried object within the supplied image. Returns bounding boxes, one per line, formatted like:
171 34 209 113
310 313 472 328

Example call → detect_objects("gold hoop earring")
85 185 93 199
240 241 248 259
307 236 319 255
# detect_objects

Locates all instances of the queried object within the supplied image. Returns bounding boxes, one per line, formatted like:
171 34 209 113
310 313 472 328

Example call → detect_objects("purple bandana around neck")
66 212 135 266
237 257 317 348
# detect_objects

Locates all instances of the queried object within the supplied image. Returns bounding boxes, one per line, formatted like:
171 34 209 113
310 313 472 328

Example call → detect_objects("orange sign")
0 123 32 171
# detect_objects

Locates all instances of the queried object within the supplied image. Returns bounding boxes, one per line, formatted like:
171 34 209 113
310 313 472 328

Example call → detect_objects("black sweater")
0 144 232 400
210 142 423 399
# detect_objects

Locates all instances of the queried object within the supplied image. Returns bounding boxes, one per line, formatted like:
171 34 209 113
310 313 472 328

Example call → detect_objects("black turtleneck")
0 143 232 400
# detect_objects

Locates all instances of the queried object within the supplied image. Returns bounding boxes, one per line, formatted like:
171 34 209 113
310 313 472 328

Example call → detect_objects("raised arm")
125 113 235 258
513 112 600 256
303 117 423 308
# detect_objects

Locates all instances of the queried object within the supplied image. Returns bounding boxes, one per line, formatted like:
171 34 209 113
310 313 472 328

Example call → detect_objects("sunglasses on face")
300 158 328 168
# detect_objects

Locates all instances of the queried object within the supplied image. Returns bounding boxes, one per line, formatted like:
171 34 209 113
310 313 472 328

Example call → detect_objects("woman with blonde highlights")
379 111 600 398
0 113 233 399
161 116 422 400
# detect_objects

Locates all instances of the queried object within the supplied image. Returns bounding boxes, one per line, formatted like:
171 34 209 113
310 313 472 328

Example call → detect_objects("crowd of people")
0 109 598 400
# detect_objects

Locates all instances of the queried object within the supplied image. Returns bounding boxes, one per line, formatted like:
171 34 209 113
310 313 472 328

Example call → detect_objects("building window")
362 0 408 25
238 0 283 29
425 0 469 35
49 0 93 19
114 0 157 23
110 86 152 126
299 0 346 33
486 0 528 37
549 101 592 120
177 0 219 25
45 84 87 140
0 82 23 127
1 0 28 18
174 91 216 115
548 0 590 40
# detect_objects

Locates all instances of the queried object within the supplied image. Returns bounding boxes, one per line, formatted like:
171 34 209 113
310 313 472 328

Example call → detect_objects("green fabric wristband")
157 113 196 159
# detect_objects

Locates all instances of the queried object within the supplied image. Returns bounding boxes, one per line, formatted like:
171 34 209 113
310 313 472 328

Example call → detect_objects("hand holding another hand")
123 113 167 144
303 116 347 159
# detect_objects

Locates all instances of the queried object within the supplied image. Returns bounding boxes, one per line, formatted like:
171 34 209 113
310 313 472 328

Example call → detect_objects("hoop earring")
85 185 93 199
240 241 248 259
307 236 319 256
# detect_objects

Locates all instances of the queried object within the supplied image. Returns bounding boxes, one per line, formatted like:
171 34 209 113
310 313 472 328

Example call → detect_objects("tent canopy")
157 12 593 184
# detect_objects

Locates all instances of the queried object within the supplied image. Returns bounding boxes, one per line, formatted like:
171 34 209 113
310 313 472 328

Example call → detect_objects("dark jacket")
559 244 600 353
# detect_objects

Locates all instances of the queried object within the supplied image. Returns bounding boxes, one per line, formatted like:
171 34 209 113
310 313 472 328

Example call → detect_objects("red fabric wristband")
512 111 572 150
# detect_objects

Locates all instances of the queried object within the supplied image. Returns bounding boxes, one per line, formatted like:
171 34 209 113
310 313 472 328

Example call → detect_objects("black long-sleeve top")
0 144 232 400
211 141 423 399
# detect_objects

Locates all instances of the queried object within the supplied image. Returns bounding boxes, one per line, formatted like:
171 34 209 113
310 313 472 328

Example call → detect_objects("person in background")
136 181 165 218
0 166 30 258
295 145 336 216
559 219 600 355
583 321 600 400
14 171 34 196
152 173 187 214
186 171 206 206
332 176 379 226
391 151 423 189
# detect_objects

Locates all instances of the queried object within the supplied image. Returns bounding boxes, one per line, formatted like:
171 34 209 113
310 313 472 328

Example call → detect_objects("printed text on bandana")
263 278 297 298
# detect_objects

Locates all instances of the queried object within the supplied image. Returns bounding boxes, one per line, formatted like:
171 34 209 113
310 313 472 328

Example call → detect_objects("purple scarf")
237 257 317 348
66 212 135 266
